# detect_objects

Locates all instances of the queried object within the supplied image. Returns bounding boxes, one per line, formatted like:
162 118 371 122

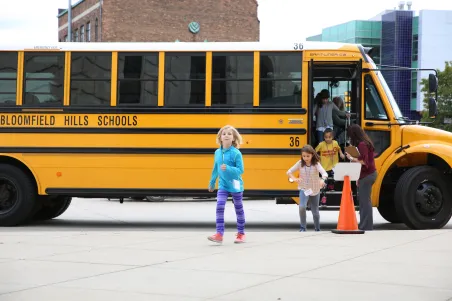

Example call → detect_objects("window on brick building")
164 53 205 107
259 52 302 107
74 29 79 42
211 52 253 107
86 22 91 42
70 52 111 106
23 52 65 106
95 18 98 41
64 35 68 42
80 25 85 42
0 52 18 106
117 53 159 106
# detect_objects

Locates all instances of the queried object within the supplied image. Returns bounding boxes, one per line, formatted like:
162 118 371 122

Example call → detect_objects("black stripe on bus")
0 107 308 115
45 188 298 198
0 147 301 155
0 128 307 135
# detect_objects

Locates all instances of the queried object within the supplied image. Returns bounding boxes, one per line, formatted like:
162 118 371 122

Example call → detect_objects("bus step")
307 206 359 211
324 191 343 195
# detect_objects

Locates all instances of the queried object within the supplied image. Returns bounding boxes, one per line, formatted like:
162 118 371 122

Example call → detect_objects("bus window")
117 52 158 106
164 52 205 107
259 52 302 107
211 52 253 107
364 74 388 120
70 52 111 106
23 52 65 106
0 52 17 106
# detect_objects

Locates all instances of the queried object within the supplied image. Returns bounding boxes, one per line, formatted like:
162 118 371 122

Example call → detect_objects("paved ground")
1 198 451 301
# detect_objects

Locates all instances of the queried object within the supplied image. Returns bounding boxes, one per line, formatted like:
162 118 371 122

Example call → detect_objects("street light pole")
68 0 72 42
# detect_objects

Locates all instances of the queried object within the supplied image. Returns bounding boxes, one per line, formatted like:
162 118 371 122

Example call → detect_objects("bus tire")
394 166 452 229
377 199 402 223
0 164 37 226
33 196 72 221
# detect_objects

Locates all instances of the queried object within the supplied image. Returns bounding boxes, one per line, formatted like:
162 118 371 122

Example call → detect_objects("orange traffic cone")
331 175 365 234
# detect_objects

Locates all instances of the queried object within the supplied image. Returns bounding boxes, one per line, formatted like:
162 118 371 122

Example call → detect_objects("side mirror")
428 97 437 118
428 74 438 93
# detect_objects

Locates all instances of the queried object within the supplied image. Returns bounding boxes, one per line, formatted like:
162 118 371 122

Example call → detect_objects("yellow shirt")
315 140 340 172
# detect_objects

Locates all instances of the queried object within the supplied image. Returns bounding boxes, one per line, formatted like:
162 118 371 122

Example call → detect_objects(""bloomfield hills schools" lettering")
0 114 139 127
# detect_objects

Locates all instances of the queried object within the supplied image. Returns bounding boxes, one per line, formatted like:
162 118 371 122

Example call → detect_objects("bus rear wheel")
0 164 37 226
33 196 72 221
394 166 452 229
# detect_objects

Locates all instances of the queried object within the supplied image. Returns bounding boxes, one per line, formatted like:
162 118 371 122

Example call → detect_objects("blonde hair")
216 125 243 148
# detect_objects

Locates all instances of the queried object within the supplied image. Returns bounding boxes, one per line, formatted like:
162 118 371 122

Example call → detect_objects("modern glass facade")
307 11 422 120
411 16 419 111
381 10 415 119
308 20 382 64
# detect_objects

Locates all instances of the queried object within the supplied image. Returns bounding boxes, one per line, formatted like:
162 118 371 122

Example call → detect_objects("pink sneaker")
234 233 245 244
207 233 223 243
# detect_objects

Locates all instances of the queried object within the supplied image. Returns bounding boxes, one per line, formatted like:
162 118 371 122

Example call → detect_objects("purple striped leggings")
216 189 245 235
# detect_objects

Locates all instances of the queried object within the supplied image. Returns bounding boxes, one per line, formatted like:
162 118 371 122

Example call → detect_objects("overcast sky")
0 0 452 44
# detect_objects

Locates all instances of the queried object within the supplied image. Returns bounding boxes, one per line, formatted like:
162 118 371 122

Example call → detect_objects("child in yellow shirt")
315 128 345 205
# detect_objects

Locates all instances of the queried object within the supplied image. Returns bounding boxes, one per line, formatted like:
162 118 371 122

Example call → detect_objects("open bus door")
305 59 363 209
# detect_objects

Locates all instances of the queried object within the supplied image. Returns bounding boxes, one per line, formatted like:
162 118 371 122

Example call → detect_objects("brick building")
58 0 259 42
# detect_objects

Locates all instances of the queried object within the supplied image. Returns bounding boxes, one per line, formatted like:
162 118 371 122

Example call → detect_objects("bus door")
308 59 362 147
307 59 363 208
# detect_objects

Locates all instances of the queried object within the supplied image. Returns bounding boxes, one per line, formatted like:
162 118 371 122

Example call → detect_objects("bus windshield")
366 55 405 123
376 71 405 123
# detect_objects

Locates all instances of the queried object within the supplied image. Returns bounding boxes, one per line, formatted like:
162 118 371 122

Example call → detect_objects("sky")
0 0 452 44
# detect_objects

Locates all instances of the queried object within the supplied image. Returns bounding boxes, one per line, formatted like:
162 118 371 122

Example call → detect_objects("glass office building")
306 7 448 120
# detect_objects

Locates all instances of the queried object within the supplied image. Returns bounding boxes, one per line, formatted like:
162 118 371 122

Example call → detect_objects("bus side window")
164 52 206 107
70 52 112 106
364 74 388 120
0 52 18 106
117 52 158 106
211 52 253 107
23 52 65 106
259 52 302 107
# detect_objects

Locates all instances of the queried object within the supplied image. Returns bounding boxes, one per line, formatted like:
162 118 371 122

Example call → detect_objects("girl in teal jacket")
207 125 245 244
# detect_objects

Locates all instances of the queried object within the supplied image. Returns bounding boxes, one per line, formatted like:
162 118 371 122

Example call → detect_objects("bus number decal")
293 43 304 50
289 137 300 147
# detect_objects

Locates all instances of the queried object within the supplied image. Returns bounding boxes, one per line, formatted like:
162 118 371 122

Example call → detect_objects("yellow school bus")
0 41 450 229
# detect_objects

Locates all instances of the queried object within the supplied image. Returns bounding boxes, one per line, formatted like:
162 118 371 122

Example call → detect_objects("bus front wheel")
377 199 402 223
0 164 37 226
394 166 452 229
33 196 72 221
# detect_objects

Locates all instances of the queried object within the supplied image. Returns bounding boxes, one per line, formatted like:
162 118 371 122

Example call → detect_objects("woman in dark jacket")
345 124 377 231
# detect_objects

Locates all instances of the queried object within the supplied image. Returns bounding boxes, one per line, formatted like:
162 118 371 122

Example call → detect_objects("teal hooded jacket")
208 145 244 193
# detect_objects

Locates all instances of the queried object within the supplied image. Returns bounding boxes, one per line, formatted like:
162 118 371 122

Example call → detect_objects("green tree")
420 61 452 132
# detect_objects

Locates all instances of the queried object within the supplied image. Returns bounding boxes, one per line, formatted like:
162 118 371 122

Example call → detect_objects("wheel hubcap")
415 181 443 217
0 178 18 215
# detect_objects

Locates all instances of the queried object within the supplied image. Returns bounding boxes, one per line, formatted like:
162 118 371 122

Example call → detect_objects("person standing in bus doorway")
208 125 246 244
313 90 349 144
286 145 328 232
345 124 377 231
315 128 346 205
